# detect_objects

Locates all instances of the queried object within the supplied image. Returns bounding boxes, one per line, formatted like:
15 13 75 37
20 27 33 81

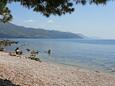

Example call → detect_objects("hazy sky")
8 1 115 39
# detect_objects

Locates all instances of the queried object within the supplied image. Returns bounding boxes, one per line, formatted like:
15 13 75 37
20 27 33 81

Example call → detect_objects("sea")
5 39 115 73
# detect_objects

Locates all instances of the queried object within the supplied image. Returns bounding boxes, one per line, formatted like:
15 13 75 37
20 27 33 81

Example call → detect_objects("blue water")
6 39 115 73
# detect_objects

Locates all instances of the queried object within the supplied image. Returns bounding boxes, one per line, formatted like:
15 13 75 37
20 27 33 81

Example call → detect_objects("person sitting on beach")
15 47 22 55
30 50 40 58
29 50 41 62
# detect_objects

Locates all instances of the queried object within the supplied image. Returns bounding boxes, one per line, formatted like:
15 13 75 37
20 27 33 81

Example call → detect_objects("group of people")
14 47 51 62
15 47 51 55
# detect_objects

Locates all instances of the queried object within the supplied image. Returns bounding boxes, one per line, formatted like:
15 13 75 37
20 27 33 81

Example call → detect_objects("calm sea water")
6 39 115 73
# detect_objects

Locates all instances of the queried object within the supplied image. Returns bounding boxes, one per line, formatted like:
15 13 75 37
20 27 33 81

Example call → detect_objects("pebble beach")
0 52 115 86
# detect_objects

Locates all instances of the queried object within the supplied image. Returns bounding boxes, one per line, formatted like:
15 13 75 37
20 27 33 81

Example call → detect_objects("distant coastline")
0 22 84 39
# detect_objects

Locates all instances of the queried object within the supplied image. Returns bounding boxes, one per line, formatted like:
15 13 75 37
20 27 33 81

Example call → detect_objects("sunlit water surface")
6 39 115 73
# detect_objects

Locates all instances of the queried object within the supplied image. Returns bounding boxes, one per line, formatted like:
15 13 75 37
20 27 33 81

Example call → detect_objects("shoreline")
40 57 115 75
0 52 115 86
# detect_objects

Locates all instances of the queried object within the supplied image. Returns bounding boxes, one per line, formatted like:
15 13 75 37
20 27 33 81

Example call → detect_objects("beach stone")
0 52 115 86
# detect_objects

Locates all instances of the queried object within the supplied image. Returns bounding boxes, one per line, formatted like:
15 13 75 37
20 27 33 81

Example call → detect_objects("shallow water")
6 39 115 73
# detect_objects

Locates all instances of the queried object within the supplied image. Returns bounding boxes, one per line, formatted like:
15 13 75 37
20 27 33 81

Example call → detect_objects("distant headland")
0 22 85 39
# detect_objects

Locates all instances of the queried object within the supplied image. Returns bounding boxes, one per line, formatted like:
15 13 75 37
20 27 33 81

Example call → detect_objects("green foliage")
76 0 108 5
0 1 12 23
0 0 110 23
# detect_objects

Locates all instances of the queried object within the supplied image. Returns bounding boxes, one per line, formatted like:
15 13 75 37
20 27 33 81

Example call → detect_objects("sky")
8 1 115 39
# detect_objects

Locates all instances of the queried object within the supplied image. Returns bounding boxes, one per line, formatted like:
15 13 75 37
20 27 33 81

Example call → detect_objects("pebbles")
0 52 115 86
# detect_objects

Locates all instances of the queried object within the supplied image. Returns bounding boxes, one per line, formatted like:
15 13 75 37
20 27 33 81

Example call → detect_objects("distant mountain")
0 22 84 39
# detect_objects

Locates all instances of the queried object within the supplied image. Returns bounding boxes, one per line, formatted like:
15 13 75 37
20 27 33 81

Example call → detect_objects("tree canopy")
0 0 110 23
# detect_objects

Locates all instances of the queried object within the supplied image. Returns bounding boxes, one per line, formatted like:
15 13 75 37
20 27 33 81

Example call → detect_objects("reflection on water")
6 39 115 73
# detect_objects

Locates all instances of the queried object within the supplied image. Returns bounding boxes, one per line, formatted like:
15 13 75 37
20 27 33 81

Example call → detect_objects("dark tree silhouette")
0 78 20 86
0 0 111 23
0 1 12 23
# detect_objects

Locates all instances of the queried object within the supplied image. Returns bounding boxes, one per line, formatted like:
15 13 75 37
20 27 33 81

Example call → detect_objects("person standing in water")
48 49 51 55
